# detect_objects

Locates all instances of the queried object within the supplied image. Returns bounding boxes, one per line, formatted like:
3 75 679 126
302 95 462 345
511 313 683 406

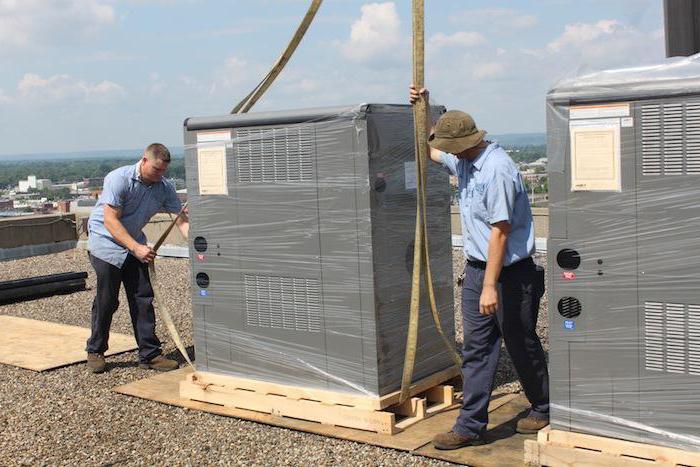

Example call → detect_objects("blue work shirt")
441 142 535 266
88 162 182 268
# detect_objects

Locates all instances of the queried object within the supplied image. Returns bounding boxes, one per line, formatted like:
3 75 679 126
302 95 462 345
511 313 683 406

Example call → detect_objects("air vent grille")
644 301 700 375
641 101 700 176
234 127 314 183
244 274 322 333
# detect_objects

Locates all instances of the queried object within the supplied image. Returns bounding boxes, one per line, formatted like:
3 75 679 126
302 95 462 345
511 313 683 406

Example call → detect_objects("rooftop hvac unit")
183 104 455 397
547 59 700 451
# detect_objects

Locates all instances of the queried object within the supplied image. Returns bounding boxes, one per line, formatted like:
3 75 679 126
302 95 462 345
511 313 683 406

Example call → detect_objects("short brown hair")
144 143 171 162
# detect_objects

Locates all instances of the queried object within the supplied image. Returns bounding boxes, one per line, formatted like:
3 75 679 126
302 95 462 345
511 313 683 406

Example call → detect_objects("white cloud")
11 73 125 104
0 0 115 54
212 56 253 92
472 62 507 79
341 2 404 65
451 8 538 29
428 31 486 50
545 20 664 68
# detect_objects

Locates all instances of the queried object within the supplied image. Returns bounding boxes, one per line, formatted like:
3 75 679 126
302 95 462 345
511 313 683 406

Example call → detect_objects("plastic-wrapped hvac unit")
547 58 700 451
183 104 455 397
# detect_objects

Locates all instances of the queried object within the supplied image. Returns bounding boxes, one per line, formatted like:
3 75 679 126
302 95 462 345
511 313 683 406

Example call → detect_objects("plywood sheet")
0 315 137 371
113 368 534 464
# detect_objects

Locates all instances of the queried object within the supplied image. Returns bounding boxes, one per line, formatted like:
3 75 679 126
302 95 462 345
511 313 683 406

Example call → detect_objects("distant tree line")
0 158 186 189
503 145 546 164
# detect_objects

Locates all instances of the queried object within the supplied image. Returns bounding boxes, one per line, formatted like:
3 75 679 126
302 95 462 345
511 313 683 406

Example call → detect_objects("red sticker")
197 254 205 261
562 271 576 280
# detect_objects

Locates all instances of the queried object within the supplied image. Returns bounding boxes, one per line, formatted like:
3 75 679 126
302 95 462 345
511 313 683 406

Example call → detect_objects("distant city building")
83 177 104 188
36 179 52 190
76 198 97 207
17 175 39 193
57 200 71 213
0 199 13 210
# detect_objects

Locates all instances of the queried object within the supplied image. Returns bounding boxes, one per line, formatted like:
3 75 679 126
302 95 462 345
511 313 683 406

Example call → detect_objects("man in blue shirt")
86 143 189 373
410 86 549 449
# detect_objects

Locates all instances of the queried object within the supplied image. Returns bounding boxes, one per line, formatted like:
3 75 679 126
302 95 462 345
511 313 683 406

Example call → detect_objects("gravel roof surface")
0 248 548 466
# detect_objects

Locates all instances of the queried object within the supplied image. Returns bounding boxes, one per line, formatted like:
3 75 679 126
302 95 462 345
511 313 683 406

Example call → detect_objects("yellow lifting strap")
148 203 194 368
230 0 324 114
399 0 463 403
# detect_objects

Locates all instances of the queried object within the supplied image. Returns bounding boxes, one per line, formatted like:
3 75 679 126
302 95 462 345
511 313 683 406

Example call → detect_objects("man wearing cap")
410 86 549 449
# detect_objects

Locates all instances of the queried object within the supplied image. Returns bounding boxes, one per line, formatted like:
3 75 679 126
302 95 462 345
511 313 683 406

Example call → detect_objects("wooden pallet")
179 368 460 435
525 427 700 467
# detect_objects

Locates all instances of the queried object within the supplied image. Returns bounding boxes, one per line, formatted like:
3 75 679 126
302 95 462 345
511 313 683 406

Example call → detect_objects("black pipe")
0 272 88 291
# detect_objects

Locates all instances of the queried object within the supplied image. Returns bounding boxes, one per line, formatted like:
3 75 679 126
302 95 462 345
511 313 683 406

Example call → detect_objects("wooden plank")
113 367 535 465
188 371 383 410
188 367 458 411
377 366 460 409
414 392 535 467
180 378 397 434
182 375 458 434
0 315 137 371
526 428 700 467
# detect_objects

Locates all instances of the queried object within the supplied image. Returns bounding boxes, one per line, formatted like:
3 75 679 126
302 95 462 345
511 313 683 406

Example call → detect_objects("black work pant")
453 257 549 438
85 253 162 363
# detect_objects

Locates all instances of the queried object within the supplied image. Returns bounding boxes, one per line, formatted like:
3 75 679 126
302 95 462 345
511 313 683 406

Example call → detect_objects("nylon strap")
399 0 463 403
230 0 324 114
148 203 193 368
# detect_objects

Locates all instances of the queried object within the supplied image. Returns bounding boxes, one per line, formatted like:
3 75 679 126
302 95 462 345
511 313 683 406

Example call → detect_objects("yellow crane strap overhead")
153 1 325 370
400 0 463 403
230 0 324 114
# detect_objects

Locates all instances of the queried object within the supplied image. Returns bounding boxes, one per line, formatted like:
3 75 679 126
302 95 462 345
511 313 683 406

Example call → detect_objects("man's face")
141 156 169 183
455 142 486 160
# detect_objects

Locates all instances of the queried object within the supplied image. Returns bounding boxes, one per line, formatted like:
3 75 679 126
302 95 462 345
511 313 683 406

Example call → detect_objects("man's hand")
409 84 428 105
480 284 499 316
132 244 156 263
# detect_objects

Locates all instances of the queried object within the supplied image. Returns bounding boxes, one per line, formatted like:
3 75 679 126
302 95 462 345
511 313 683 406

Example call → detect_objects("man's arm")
480 221 511 316
103 204 155 263
175 213 189 240
409 85 442 164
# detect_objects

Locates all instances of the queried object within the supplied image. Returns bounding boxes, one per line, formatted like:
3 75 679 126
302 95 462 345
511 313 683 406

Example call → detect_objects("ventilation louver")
244 274 322 333
234 127 314 183
641 101 700 176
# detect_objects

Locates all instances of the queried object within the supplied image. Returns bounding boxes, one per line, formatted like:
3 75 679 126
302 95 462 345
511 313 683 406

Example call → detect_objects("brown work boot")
516 414 550 434
432 431 485 450
86 353 105 374
139 355 179 371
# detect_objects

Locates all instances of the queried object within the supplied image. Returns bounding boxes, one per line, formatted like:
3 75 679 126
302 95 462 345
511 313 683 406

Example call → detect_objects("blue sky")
0 0 664 156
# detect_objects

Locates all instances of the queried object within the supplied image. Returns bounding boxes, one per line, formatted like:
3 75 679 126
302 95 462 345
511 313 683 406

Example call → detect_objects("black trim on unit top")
183 104 445 131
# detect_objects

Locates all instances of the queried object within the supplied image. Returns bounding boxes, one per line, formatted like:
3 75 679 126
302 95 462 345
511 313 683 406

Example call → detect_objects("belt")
467 256 533 270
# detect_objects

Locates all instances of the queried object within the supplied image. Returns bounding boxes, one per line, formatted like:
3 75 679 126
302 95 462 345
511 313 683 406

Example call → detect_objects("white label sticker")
404 161 417 190
197 130 231 143
569 118 621 192
621 117 634 127
570 103 630 120
197 146 228 195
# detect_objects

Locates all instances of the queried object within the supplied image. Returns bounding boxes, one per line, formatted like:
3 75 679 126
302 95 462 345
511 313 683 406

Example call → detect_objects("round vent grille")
557 249 581 270
558 297 582 318
196 272 210 288
194 236 208 252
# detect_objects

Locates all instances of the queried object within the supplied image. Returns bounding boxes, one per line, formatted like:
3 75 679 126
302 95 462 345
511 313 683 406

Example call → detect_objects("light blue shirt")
88 162 181 268
441 142 535 266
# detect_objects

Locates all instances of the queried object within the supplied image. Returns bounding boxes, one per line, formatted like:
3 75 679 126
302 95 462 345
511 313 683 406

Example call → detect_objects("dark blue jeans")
453 257 549 438
86 253 162 363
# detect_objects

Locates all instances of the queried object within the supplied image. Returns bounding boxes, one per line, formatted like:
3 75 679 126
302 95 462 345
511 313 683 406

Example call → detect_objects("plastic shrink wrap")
547 56 700 451
183 104 456 398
